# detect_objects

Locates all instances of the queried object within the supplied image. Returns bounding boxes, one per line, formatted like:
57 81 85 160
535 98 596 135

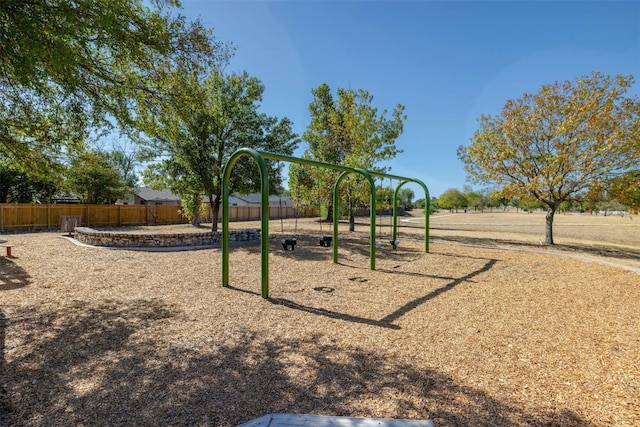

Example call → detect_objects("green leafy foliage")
397 188 415 209
140 70 299 230
0 85 89 181
608 171 640 210
291 83 406 229
65 151 126 204
102 143 141 199
0 152 57 203
438 188 468 212
0 0 219 175
414 197 437 214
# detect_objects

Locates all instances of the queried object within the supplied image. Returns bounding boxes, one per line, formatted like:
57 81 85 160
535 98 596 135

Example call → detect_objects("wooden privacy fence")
0 204 320 231
0 204 185 231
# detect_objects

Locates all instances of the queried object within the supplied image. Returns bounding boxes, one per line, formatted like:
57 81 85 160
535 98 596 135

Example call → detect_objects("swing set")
277 162 331 250
221 148 430 298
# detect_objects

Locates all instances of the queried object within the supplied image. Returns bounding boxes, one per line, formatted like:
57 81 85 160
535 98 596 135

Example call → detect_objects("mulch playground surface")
1 212 639 426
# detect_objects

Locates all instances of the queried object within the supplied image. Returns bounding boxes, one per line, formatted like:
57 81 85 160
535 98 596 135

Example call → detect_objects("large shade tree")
291 83 406 231
140 69 299 230
0 0 218 175
458 72 640 244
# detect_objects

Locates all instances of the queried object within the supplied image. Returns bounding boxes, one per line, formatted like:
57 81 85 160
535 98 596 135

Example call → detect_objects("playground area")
1 211 639 426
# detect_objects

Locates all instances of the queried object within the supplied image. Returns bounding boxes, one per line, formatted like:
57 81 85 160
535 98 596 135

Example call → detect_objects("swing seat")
281 238 297 251
319 235 332 247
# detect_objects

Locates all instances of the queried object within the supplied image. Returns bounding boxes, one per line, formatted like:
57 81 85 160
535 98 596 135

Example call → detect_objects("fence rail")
0 203 320 231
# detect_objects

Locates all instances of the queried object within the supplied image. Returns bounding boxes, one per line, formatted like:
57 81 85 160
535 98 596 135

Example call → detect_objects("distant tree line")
418 183 638 216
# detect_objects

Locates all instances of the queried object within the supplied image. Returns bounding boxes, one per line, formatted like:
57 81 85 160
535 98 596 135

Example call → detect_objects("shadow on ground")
1 300 594 427
269 257 499 330
433 235 640 265
0 257 31 291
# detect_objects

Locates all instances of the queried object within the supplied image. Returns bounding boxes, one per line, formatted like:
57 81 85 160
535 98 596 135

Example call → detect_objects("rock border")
73 226 260 248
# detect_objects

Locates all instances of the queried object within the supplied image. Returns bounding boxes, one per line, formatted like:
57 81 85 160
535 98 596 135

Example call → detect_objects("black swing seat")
281 238 297 251
319 235 332 247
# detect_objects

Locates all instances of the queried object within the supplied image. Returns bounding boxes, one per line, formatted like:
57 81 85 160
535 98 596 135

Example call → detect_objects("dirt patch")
1 213 639 426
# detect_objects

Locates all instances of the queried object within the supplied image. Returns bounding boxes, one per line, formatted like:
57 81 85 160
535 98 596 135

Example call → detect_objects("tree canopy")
0 0 219 175
0 151 57 203
458 72 640 244
608 171 640 210
438 188 468 212
66 151 126 204
290 83 406 230
140 69 299 229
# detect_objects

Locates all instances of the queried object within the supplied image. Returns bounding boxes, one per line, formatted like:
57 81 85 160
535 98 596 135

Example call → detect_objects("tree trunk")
326 203 333 222
348 193 355 232
210 194 220 232
545 206 556 245
191 208 201 227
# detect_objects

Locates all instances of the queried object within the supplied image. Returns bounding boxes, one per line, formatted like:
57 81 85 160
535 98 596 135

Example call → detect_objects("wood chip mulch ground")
1 216 639 426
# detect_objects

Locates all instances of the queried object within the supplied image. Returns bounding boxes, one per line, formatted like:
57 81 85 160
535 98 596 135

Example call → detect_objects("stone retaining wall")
74 227 260 248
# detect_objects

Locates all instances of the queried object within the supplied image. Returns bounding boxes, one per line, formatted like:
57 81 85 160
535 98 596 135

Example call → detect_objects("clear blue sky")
179 0 640 198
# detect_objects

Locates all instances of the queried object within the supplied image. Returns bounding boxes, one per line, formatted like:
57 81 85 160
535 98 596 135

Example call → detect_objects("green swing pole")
390 181 406 250
332 169 376 269
391 179 430 253
362 169 378 269
221 148 270 297
332 172 347 266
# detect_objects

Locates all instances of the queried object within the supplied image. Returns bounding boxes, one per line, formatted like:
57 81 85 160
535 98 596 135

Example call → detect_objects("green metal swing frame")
221 148 430 298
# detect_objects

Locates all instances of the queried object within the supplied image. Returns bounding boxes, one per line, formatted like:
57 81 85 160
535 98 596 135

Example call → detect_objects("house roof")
135 187 181 202
236 194 292 205
131 188 289 206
